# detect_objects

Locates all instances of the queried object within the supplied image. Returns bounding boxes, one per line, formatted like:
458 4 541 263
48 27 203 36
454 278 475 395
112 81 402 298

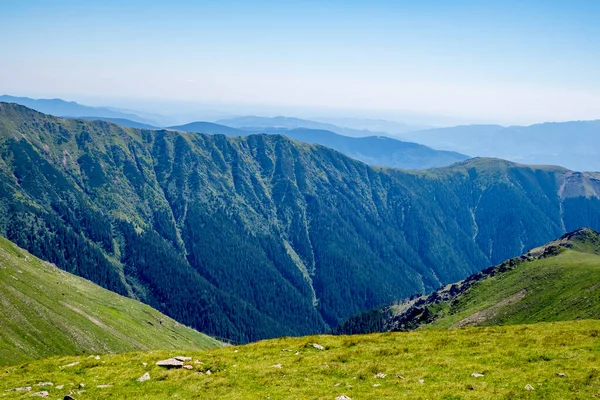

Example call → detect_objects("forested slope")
1 103 600 342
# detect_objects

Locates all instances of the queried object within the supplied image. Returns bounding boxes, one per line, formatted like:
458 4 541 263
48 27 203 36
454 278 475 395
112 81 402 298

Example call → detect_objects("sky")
1 0 600 125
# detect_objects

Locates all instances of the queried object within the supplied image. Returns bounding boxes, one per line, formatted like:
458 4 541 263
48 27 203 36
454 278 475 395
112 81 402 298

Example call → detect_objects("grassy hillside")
1 320 599 399
0 235 222 366
336 229 600 334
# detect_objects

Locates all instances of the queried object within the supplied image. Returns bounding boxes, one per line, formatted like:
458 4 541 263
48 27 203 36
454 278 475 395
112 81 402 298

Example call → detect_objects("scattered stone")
525 384 535 391
194 360 203 365
206 370 212 375
35 382 53 387
174 356 192 362
142 362 148 367
30 392 49 398
311 343 325 350
272 364 283 369
183 365 193 370
557 372 567 377
373 384 381 387
295 351 300 355
335 396 352 400
61 362 80 368
138 372 151 382
78 383 85 389
374 372 386 379
97 385 112 389
418 379 425 384
156 358 184 368
234 350 239 353
471 373 485 378
56 385 64 390
11 386 32 392
94 355 100 360
395 375 405 380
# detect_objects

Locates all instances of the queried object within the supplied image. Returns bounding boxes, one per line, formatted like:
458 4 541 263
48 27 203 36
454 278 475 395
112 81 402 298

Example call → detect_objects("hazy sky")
2 0 600 124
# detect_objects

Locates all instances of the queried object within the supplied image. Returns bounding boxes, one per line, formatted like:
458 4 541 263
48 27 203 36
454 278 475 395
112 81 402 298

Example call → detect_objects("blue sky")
1 0 600 124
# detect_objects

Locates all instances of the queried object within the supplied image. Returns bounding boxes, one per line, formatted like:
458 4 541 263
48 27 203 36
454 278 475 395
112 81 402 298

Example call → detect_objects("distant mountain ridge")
217 115 393 138
0 95 161 126
335 228 600 335
280 128 469 169
401 120 600 171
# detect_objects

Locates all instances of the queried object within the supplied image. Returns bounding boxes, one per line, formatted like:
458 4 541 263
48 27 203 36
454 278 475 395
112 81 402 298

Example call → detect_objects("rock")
372 384 381 387
30 392 49 398
206 370 212 375
137 372 151 382
61 361 80 368
194 360 203 364
78 383 85 389
12 386 32 392
418 379 425 384
142 362 148 367
156 358 184 368
35 382 53 387
272 364 283 369
525 384 535 391
295 351 300 355
183 365 193 370
557 372 566 377
374 372 386 379
174 356 192 362
311 343 325 350
94 355 100 360
335 396 352 400
471 373 484 377
56 385 64 389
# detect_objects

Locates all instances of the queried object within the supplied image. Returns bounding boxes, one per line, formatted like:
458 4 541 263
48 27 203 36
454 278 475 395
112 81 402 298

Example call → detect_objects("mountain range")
401 121 600 171
2 103 600 343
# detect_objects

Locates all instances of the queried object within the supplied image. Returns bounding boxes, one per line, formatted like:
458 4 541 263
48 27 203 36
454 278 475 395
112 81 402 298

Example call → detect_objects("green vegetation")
2 102 600 343
1 320 599 399
336 229 600 335
0 235 222 366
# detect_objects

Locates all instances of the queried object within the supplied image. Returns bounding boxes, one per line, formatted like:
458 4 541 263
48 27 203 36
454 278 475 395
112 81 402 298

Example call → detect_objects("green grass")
427 249 600 329
1 320 599 399
0 236 222 366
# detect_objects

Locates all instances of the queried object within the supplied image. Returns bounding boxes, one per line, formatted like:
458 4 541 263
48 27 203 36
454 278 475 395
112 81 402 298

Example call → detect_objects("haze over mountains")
2 103 600 344
402 121 600 171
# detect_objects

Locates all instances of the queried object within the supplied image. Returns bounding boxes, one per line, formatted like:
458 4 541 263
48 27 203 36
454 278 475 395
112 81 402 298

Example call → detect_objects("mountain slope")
0 235 222 366
281 128 469 169
401 121 600 171
335 228 600 334
2 103 600 343
168 121 246 136
1 320 599 398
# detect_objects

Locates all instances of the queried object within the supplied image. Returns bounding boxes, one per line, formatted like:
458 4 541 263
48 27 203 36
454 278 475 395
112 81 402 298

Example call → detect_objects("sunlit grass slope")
0 236 222 366
1 320 599 399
